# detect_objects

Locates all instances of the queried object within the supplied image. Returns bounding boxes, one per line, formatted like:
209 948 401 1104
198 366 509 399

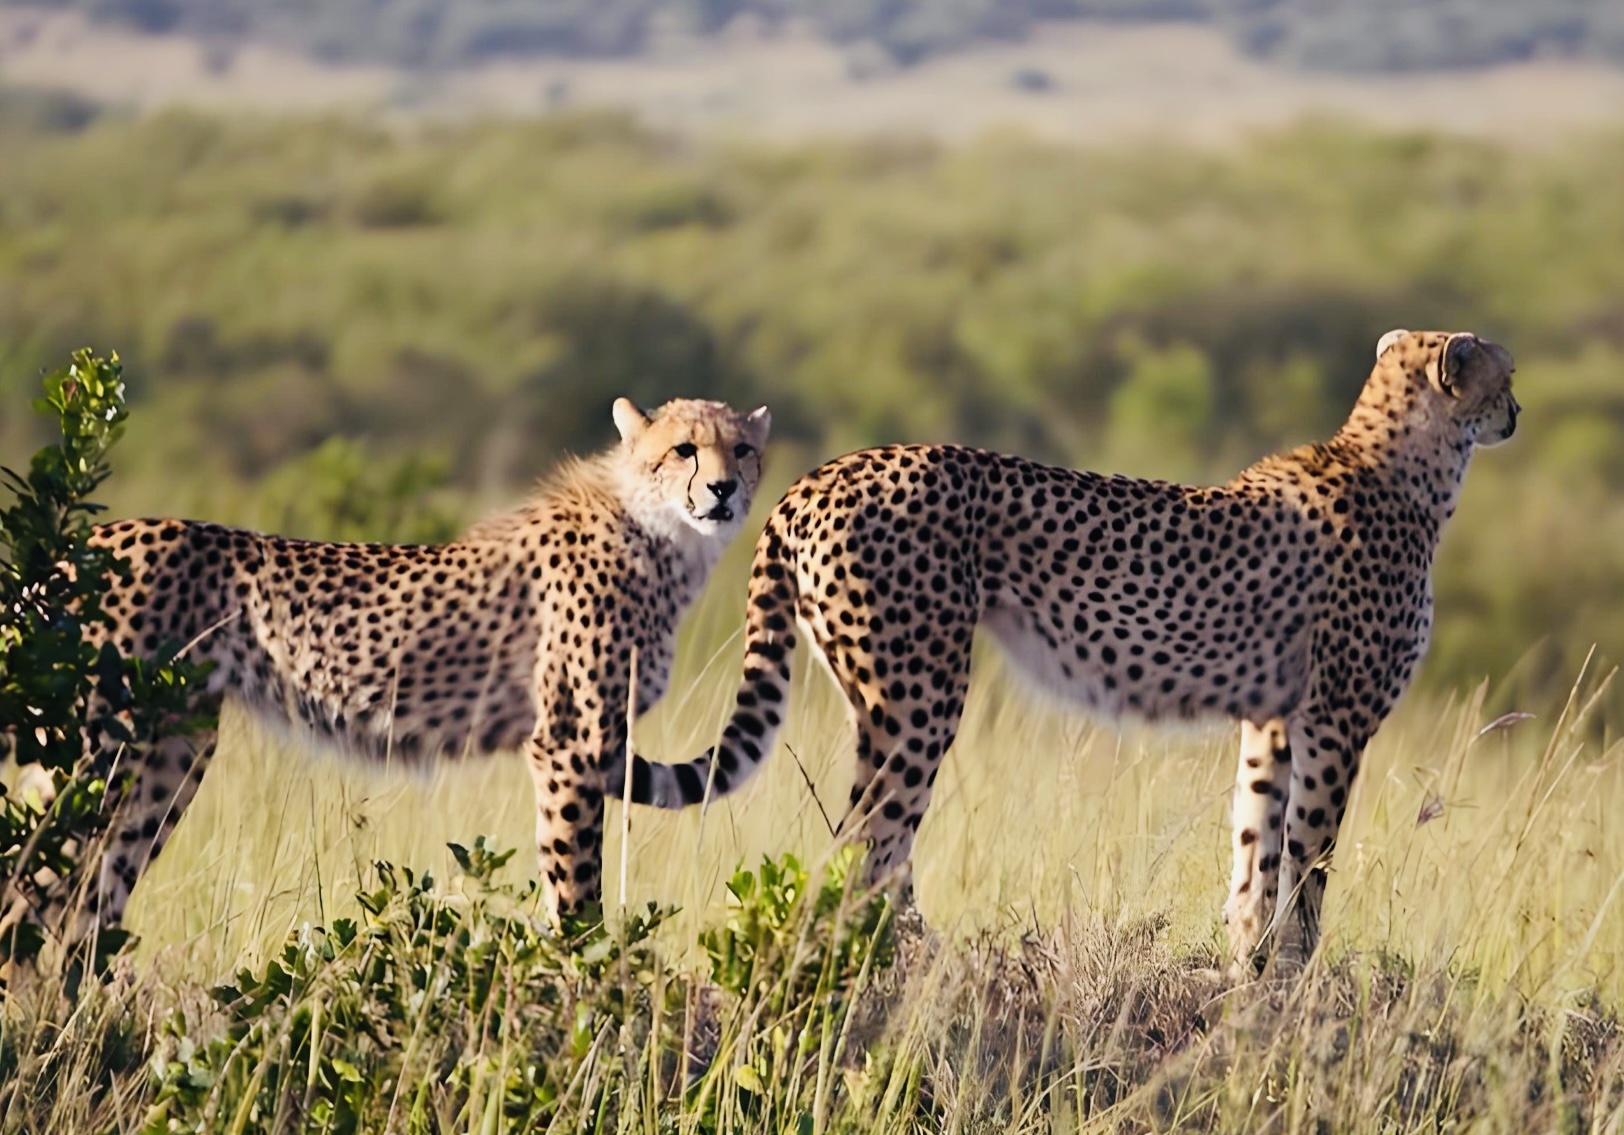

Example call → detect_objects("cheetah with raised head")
628 331 1517 971
78 396 770 929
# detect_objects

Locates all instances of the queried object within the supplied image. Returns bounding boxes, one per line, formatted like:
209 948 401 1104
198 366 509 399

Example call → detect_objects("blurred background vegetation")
2 93 1620 722
3 0 1622 72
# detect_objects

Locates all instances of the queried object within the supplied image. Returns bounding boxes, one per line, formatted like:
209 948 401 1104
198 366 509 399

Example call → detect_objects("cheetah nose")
709 479 737 502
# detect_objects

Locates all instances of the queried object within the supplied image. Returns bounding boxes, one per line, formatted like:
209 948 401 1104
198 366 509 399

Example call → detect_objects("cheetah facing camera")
629 330 1517 973
77 397 769 930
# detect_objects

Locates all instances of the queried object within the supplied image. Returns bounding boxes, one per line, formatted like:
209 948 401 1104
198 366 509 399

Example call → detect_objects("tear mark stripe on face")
682 453 702 519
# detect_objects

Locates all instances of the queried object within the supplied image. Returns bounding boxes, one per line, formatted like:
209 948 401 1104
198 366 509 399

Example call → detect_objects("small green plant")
146 835 679 1133
703 847 894 1008
0 349 215 977
137 842 897 1134
698 847 895 1128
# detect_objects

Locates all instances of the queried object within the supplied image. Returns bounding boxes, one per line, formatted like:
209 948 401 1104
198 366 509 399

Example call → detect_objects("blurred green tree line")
0 99 1620 719
2 0 1620 72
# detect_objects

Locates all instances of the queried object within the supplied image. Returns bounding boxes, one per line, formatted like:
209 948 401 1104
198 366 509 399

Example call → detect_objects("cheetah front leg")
1222 718 1291 976
526 738 611 929
525 660 623 930
526 634 664 930
1269 712 1369 968
33 693 220 940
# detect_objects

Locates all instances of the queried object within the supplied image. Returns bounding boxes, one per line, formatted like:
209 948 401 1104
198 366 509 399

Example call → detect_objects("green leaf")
734 1063 764 1094
449 842 472 872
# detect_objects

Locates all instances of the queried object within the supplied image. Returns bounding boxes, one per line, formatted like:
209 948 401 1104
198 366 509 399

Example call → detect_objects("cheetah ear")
612 397 651 444
1375 329 1409 362
1439 334 1478 395
745 405 772 439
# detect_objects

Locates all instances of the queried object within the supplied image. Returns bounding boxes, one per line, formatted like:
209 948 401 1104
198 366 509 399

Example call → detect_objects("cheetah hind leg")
837 721 922 907
1222 718 1291 978
838 666 972 913
94 724 220 934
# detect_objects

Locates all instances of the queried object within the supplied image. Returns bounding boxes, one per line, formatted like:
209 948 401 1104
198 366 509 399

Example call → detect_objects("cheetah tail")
628 535 798 810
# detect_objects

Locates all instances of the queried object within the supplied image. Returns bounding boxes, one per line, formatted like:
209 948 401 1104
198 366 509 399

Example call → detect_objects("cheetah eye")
672 443 698 460
734 443 754 459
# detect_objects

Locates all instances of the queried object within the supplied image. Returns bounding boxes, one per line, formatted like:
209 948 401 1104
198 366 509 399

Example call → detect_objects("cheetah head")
1376 329 1519 447
612 397 772 538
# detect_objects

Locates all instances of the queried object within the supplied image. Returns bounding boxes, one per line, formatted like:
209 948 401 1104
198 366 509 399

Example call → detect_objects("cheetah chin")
688 501 737 528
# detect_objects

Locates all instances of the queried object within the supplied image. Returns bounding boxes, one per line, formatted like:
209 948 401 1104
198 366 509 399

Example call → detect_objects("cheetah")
627 331 1517 971
74 397 770 930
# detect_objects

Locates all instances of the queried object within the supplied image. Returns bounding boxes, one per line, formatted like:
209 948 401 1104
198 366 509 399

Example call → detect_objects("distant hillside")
2 0 1620 74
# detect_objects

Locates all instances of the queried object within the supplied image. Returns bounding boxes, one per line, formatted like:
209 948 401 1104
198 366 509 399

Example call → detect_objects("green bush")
253 437 459 545
699 848 894 1124
0 350 215 979
139 840 893 1133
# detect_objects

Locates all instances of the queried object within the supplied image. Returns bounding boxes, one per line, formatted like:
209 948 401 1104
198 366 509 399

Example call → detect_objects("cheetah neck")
518 454 732 581
587 456 729 577
1334 374 1475 528
619 492 732 586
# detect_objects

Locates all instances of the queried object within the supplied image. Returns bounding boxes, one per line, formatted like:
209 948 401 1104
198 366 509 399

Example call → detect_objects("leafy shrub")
0 350 215 979
146 836 670 1132
698 848 894 1122
143 840 894 1133
0 86 103 134
350 172 446 229
255 437 460 545
705 849 893 1011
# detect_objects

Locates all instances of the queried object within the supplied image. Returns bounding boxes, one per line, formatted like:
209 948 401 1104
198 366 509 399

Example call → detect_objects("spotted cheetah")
628 331 1517 971
75 397 770 929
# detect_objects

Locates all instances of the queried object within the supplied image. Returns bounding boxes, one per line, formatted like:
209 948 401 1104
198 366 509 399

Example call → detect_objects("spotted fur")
76 397 770 928
630 331 1517 971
